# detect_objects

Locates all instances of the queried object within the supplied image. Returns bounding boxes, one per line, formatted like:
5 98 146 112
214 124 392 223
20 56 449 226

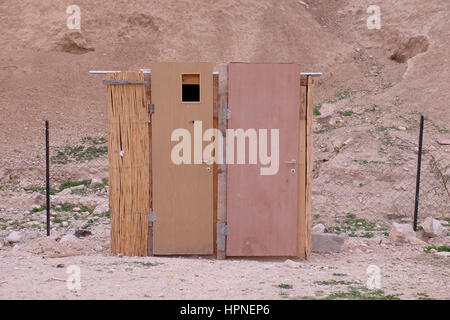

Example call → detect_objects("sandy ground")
0 239 448 300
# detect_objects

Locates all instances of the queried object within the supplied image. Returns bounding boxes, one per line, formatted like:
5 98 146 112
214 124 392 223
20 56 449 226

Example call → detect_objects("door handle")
284 159 296 164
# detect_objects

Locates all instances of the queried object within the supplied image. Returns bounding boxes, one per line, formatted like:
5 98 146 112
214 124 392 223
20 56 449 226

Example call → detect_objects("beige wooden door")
151 62 214 255
226 63 301 256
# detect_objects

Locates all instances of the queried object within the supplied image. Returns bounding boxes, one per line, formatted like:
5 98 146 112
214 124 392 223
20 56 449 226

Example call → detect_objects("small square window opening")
182 74 200 102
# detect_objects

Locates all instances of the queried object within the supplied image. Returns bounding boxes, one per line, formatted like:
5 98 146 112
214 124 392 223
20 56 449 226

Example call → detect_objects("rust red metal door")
226 63 301 256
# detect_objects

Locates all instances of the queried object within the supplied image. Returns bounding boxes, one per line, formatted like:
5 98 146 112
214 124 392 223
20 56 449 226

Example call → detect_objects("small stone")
74 230 91 238
437 139 450 145
93 201 109 215
343 138 353 146
421 217 446 238
60 234 77 243
407 237 427 246
6 231 23 243
91 177 103 185
318 103 335 118
312 233 346 253
73 207 81 212
389 223 416 244
283 259 299 268
62 221 69 227
435 252 450 257
312 224 327 233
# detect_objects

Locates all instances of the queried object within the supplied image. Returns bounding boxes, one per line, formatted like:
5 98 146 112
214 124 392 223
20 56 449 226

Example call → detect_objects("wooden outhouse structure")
104 62 315 259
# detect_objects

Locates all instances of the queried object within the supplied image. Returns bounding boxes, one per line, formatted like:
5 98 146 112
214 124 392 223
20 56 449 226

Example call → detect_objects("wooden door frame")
216 70 314 260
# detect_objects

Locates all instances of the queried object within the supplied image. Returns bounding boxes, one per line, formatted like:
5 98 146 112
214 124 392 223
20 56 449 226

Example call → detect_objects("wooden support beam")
216 64 228 260
304 75 314 259
213 74 219 254
297 75 314 259
144 72 153 256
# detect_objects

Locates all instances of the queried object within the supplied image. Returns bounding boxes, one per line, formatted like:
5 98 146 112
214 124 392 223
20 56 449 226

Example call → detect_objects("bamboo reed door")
107 71 150 257
151 62 214 255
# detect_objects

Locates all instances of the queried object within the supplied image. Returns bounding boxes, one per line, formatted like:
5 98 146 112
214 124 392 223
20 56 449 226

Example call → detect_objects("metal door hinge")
224 224 230 235
148 103 155 115
149 210 157 222
225 109 232 120
216 222 229 251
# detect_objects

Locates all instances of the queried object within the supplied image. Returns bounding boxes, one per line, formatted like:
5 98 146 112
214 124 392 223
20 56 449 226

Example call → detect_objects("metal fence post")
413 115 424 231
45 120 50 236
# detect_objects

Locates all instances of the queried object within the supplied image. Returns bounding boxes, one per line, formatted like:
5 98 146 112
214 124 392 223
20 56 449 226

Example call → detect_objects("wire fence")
0 114 448 235
311 113 449 232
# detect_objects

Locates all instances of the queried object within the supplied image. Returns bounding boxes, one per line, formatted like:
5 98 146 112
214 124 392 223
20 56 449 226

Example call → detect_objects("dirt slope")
0 0 349 152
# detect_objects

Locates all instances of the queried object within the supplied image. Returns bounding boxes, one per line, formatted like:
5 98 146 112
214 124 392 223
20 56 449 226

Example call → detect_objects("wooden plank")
304 75 314 258
297 83 307 259
107 71 150 257
182 74 200 85
300 75 313 87
144 73 153 256
226 63 300 257
216 64 228 259
151 62 214 255
213 73 219 254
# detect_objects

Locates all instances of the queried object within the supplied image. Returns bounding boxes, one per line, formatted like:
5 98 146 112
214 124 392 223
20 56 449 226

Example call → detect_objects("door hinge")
225 108 232 120
148 103 155 115
216 222 229 251
224 224 230 235
149 210 157 222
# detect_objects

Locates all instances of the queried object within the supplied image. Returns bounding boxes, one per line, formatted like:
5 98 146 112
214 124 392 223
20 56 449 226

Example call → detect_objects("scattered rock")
73 207 81 212
312 224 327 233
435 252 450 257
312 233 346 253
62 221 69 227
407 237 427 246
91 177 103 185
60 234 77 243
6 231 23 244
93 201 109 215
283 259 299 268
298 1 309 9
56 32 95 55
343 138 353 146
421 217 447 238
318 103 335 118
19 180 34 189
389 223 416 244
436 139 450 146
0 168 9 182
58 188 75 196
74 230 91 238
